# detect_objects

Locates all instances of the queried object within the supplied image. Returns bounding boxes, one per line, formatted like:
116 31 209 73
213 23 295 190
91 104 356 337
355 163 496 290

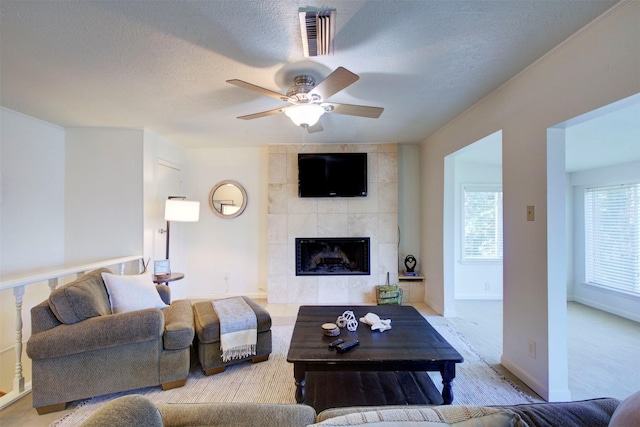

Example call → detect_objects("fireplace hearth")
296 237 370 276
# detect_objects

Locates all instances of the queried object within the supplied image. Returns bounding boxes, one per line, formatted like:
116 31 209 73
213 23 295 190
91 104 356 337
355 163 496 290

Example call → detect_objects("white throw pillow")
101 272 168 314
310 406 525 426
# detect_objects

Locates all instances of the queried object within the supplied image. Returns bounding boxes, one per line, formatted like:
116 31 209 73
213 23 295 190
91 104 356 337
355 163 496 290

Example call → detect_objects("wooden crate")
376 285 403 305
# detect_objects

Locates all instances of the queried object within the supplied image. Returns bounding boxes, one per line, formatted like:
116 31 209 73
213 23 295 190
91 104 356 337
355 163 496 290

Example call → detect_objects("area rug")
51 319 539 426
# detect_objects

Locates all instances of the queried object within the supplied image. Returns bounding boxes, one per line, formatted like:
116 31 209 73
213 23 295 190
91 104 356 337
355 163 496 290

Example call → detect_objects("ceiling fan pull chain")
302 126 307 146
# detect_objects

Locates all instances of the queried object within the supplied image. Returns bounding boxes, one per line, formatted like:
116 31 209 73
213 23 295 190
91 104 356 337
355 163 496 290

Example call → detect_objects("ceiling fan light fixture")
285 104 325 127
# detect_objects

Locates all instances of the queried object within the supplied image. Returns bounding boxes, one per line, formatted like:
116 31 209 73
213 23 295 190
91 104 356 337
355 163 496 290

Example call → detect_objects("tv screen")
298 153 367 198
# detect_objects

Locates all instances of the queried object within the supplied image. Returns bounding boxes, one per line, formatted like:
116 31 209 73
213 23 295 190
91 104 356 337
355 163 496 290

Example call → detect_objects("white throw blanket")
212 297 257 362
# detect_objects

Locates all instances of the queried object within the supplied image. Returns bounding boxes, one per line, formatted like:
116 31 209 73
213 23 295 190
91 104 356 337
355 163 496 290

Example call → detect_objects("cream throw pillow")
310 406 527 426
102 272 168 314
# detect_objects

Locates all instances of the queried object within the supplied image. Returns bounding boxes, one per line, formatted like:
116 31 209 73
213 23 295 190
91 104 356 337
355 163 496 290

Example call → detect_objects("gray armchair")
26 268 194 414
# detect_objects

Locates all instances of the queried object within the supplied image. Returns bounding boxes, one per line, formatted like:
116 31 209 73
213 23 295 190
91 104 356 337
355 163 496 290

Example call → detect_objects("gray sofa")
26 268 195 414
80 394 627 427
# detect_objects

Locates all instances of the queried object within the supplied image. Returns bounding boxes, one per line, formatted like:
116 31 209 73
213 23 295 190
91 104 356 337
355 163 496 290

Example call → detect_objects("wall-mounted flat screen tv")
298 153 367 197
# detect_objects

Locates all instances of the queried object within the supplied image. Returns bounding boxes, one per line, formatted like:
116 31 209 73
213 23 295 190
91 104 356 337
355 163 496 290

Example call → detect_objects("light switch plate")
527 205 535 221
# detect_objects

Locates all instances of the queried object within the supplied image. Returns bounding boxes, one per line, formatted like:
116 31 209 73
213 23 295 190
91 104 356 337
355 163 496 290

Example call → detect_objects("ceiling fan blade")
307 122 323 133
326 103 384 118
310 67 359 101
237 106 290 120
227 79 288 101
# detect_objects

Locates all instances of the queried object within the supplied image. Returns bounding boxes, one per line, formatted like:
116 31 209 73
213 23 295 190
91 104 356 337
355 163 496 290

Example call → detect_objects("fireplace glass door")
295 237 370 276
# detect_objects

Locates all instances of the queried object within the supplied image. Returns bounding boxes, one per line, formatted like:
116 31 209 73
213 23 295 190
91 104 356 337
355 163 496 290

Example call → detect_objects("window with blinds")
585 183 640 295
463 186 503 261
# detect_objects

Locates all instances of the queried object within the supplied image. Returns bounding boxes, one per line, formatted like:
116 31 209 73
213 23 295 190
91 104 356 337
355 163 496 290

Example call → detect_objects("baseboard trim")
0 382 32 412
573 294 640 323
424 295 444 315
499 355 570 402
500 355 548 402
455 294 503 300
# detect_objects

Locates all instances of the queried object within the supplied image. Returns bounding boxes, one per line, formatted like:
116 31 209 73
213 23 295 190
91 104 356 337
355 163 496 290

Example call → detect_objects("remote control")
328 338 345 348
336 339 359 353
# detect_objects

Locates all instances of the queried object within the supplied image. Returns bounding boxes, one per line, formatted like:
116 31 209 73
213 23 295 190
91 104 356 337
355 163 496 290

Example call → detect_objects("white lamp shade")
165 199 200 222
285 104 325 127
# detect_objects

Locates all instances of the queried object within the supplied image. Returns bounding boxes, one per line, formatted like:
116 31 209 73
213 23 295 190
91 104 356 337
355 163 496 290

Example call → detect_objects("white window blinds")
585 183 640 295
463 186 503 261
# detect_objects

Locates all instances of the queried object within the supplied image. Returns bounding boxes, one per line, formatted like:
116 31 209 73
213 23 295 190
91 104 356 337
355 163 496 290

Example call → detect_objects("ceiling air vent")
299 9 336 57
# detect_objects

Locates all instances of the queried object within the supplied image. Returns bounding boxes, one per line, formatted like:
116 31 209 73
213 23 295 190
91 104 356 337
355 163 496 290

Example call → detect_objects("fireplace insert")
296 237 370 276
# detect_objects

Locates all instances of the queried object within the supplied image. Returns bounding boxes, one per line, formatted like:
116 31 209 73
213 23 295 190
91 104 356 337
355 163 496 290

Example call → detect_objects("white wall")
173 143 420 303
398 145 422 272
0 108 66 277
0 119 149 392
0 108 65 393
183 147 268 299
65 127 144 266
156 143 417 303
142 131 189 298
571 161 640 322
419 2 639 401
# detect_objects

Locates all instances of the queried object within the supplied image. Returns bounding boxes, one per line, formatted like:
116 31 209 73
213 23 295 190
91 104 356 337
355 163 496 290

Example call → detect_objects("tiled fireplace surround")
268 143 412 304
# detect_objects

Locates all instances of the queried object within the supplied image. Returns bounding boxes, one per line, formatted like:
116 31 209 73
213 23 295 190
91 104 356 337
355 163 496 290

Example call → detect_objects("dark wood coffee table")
286 305 463 410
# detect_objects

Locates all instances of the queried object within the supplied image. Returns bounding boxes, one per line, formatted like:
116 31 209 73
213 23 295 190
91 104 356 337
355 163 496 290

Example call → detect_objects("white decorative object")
360 312 392 332
336 310 358 332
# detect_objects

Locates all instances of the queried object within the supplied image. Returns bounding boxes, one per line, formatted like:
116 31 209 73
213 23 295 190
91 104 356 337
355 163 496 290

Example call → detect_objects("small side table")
153 272 184 285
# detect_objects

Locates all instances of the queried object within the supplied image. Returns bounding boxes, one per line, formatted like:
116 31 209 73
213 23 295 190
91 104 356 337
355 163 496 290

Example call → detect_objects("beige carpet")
452 300 640 401
51 319 539 426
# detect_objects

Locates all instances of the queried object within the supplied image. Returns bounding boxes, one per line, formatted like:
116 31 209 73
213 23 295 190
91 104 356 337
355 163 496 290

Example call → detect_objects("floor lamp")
163 196 200 261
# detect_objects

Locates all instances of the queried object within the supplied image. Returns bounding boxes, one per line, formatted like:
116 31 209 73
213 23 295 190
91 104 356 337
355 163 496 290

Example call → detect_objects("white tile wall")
267 144 400 304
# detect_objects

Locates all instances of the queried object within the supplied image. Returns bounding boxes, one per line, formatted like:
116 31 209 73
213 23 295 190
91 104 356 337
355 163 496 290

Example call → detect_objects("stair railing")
0 255 143 410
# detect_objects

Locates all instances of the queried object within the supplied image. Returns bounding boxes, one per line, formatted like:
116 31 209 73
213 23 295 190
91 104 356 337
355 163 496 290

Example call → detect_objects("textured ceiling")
0 0 619 148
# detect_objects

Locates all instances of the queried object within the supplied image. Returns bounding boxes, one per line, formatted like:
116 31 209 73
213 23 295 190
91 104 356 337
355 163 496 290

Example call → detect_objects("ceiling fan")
226 67 383 133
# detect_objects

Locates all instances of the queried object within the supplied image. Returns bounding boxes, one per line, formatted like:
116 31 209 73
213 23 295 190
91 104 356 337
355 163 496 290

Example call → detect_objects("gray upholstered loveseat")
26 268 194 414
79 394 629 427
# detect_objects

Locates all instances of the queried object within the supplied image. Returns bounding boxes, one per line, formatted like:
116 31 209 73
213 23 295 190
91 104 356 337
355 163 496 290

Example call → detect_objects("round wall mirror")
208 180 247 218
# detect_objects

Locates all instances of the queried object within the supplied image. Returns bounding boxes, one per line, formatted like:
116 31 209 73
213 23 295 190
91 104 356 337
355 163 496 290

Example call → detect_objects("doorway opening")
443 130 503 318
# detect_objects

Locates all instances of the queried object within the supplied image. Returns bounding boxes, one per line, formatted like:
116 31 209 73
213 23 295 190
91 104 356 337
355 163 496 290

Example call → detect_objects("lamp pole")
165 219 171 260
165 196 185 260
